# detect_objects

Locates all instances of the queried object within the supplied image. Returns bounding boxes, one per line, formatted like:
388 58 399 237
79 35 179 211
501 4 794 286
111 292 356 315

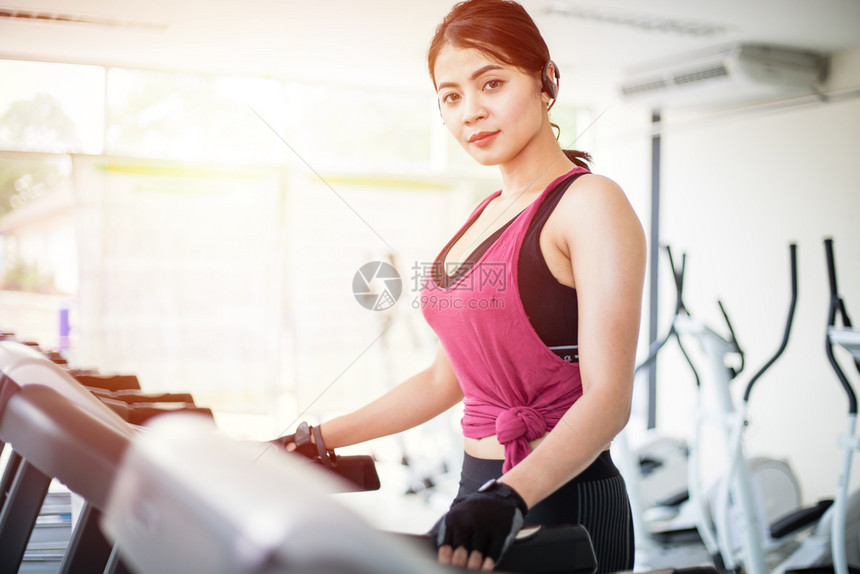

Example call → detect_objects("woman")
279 0 645 571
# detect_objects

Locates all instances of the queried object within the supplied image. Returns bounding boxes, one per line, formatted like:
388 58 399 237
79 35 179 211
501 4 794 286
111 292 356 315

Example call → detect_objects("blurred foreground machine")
0 338 599 574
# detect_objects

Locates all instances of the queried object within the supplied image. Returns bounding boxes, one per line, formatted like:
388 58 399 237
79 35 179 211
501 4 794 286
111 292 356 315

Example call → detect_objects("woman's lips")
468 131 499 147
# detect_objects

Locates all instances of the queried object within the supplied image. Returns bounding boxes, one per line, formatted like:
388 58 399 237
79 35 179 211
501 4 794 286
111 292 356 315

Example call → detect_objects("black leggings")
456 451 634 574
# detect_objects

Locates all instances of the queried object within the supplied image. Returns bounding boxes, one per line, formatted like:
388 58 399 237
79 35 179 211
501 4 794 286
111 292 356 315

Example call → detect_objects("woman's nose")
462 94 487 124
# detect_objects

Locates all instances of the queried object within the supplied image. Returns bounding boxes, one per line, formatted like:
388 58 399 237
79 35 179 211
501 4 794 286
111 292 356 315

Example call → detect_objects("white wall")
662 96 860 504
592 48 860 505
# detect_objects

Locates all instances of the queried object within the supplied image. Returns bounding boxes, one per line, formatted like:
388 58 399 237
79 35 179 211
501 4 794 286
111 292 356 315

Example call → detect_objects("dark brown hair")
428 0 591 168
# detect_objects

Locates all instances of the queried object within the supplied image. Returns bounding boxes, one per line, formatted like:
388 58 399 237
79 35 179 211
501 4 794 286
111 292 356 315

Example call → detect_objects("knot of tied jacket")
495 406 548 472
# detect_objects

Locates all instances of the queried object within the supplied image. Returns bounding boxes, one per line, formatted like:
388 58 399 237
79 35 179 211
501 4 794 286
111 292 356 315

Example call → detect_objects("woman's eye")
484 79 503 90
442 93 460 104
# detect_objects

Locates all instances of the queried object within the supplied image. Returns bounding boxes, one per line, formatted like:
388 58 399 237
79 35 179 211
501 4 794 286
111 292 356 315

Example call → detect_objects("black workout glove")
270 421 337 468
430 479 528 564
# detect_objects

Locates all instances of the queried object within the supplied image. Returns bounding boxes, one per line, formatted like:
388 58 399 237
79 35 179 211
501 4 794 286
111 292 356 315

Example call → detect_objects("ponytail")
551 121 592 168
564 149 592 169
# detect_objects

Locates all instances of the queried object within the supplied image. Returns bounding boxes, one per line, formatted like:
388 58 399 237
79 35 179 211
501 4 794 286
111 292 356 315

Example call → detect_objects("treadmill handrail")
0 384 130 510
0 341 133 435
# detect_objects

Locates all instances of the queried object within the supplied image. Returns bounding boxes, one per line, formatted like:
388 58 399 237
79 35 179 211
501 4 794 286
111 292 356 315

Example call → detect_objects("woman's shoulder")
560 173 632 216
567 171 621 194
552 173 645 243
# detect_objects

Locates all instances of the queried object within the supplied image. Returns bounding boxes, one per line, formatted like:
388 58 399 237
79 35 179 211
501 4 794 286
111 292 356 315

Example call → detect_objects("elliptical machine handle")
743 243 799 403
824 238 858 415
635 245 687 373
633 245 702 389
717 299 745 379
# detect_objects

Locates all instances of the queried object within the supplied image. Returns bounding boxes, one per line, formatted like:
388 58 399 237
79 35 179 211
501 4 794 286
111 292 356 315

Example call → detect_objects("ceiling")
1 0 859 104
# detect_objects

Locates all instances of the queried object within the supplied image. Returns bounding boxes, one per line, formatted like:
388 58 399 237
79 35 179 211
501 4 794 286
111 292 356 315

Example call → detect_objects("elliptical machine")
706 244 837 573
615 246 710 569
774 237 860 574
619 245 807 573
668 244 807 574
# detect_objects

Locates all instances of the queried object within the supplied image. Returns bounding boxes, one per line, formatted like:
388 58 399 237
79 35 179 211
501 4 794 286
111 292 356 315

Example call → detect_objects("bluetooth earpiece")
541 60 560 100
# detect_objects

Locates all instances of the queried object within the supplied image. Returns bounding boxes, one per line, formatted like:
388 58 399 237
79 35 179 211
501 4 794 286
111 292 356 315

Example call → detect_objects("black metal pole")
647 110 661 430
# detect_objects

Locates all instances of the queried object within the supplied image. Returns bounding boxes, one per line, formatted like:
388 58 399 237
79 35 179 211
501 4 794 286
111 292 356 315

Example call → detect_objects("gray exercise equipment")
620 245 812 573
774 238 860 574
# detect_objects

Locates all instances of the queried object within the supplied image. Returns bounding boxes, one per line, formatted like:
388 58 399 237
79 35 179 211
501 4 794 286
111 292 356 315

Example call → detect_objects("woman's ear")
540 89 552 106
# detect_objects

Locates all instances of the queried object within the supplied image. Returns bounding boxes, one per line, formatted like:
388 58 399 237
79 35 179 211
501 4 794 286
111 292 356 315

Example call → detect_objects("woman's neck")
497 128 577 199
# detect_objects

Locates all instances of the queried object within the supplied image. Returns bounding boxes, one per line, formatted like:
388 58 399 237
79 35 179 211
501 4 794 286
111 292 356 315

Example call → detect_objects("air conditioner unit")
620 43 828 110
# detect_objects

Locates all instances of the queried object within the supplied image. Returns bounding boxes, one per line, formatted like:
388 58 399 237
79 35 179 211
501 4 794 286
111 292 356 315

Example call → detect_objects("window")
0 153 75 294
106 68 285 164
283 82 432 172
0 60 104 154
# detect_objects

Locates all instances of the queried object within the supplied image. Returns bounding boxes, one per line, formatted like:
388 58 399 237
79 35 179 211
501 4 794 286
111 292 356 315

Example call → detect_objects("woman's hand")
270 421 317 458
431 480 527 571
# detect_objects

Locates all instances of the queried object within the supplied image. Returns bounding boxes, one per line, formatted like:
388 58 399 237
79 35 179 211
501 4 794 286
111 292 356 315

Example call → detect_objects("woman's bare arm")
318 343 465 449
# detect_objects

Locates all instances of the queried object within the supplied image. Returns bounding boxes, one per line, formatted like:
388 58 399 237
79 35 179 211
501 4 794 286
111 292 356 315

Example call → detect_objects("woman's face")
434 44 549 167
